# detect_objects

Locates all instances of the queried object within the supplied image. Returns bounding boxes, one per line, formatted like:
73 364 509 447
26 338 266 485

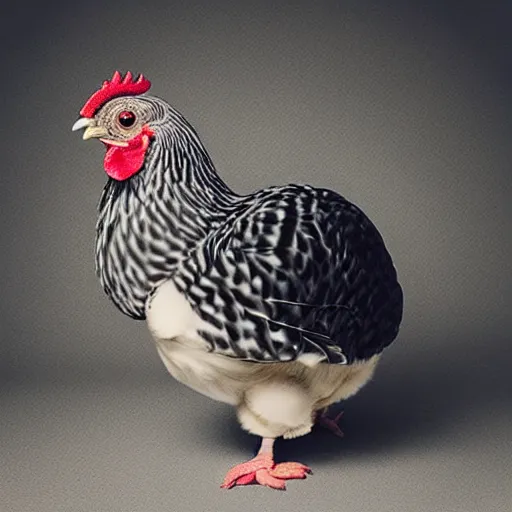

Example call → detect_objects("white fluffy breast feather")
146 280 200 342
146 279 250 405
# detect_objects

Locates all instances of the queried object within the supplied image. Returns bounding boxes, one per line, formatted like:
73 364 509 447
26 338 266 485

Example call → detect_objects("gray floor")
2 338 510 512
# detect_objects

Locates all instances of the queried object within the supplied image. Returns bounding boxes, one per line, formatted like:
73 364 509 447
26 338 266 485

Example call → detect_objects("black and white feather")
95 95 403 367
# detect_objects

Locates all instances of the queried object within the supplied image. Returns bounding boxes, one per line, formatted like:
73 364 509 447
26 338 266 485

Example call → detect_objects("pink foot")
221 453 311 490
317 410 344 438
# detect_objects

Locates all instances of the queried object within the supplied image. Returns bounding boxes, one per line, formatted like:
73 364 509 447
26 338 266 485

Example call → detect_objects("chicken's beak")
72 118 109 140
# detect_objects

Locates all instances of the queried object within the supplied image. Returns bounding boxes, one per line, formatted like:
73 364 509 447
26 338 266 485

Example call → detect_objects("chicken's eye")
118 111 136 128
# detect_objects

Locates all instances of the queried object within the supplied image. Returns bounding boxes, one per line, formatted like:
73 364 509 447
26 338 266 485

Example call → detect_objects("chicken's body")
73 72 403 489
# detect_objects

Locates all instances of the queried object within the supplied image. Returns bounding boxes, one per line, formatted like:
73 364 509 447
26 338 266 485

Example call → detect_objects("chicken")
72 71 403 489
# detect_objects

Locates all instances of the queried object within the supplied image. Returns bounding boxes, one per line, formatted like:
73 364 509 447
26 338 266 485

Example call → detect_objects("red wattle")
103 128 152 181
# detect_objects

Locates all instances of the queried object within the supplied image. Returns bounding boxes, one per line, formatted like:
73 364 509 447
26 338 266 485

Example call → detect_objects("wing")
179 186 403 365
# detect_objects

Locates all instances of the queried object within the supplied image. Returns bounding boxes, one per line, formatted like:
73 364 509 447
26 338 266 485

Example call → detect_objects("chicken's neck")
95 140 240 319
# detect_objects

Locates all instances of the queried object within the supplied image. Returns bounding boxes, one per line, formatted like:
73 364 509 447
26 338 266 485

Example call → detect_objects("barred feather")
95 96 403 364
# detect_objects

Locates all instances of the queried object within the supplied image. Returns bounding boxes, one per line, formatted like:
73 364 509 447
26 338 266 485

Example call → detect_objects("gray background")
1 1 511 511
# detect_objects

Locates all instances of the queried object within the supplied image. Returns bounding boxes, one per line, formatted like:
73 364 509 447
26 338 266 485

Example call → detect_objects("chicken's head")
72 71 155 181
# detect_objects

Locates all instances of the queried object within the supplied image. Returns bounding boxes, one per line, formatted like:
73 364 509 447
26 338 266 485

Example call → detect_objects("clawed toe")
317 410 344 437
221 456 311 490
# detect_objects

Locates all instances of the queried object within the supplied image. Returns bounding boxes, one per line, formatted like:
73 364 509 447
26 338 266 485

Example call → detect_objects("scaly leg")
221 438 311 490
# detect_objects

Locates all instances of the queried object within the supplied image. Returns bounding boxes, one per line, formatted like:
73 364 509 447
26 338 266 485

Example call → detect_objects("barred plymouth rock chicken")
72 71 403 490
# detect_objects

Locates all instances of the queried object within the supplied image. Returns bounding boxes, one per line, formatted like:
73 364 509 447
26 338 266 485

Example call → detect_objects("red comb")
80 71 151 118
